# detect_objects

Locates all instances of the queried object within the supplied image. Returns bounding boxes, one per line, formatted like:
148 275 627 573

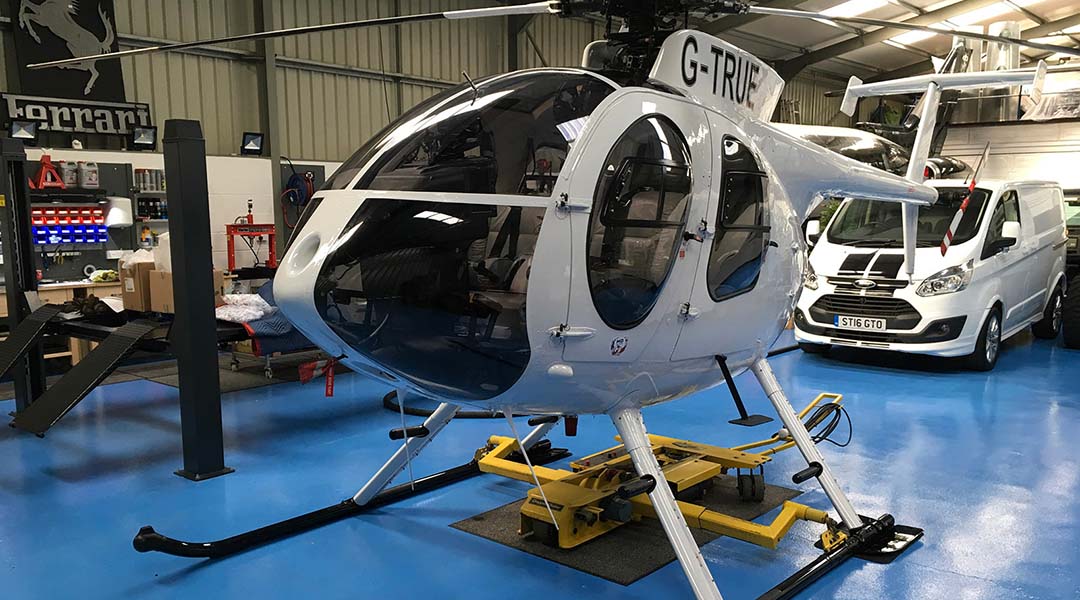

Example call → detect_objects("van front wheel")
967 308 1001 371
1032 286 1064 339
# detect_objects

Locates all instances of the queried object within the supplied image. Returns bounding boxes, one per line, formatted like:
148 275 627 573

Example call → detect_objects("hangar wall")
941 121 1080 190
1 0 851 162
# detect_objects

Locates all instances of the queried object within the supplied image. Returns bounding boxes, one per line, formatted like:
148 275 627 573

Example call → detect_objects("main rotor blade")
745 6 1080 58
28 1 559 70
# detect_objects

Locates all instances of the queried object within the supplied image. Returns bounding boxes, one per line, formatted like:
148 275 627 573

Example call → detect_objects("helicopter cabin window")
708 137 769 301
587 115 692 330
329 71 615 196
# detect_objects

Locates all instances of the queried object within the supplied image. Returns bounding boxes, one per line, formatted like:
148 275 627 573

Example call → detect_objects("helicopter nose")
281 196 539 402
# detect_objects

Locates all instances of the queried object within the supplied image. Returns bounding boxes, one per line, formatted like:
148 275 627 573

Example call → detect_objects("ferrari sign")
1 93 152 135
11 0 126 102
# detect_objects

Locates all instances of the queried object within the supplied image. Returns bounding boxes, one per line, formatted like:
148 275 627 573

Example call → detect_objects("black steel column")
163 120 233 481
0 138 45 412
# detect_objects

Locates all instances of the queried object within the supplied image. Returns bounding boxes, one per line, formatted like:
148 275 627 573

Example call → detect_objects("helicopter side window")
587 116 692 330
708 137 769 301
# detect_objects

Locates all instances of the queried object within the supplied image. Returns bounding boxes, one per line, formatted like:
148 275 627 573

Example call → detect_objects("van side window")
587 116 692 329
982 191 1021 259
707 137 769 301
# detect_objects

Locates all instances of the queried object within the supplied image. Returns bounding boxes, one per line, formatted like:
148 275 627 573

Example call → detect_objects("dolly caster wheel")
530 519 560 548
737 473 765 503
264 367 274 380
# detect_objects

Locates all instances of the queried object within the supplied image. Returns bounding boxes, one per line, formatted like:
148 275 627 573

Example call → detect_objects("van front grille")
826 276 907 297
809 294 921 330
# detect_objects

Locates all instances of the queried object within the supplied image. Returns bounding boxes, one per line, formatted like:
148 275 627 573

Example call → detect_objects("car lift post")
0 138 46 413
163 120 233 481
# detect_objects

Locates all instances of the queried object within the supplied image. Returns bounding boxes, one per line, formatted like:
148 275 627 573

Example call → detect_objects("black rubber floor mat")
451 475 801 586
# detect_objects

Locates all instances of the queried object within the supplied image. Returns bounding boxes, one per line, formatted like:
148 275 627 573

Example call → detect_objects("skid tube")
133 440 570 559
758 513 924 600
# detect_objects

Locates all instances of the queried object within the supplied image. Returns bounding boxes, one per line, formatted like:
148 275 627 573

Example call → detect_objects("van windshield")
827 187 991 248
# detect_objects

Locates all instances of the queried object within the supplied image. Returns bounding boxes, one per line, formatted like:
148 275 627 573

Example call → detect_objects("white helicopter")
30 2 1075 599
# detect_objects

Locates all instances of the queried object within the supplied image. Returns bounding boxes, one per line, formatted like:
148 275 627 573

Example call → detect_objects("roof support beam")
867 59 935 82
1022 13 1080 40
776 0 1001 79
867 12 1080 81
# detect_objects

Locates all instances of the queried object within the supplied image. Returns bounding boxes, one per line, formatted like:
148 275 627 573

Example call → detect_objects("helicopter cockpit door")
560 91 711 364
670 113 795 365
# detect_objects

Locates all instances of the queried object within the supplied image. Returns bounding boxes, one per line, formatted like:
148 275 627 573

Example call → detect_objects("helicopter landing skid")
759 514 924 600
132 406 570 559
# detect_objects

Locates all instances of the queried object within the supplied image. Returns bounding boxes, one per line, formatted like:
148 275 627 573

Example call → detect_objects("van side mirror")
805 219 821 247
990 220 1021 254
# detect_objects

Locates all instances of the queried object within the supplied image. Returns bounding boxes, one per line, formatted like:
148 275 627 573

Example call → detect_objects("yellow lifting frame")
476 393 842 551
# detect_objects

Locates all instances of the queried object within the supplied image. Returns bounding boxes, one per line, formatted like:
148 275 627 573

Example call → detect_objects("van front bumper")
793 309 977 357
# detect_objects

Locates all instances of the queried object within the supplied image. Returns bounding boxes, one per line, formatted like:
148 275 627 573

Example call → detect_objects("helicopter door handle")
549 325 596 339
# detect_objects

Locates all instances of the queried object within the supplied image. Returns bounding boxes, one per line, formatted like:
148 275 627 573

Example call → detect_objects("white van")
795 180 1068 370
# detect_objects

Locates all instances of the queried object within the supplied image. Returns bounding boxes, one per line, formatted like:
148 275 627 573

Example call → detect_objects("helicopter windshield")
312 70 616 401
325 70 616 195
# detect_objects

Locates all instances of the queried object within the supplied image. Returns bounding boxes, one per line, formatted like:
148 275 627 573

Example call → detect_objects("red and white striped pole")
941 142 990 257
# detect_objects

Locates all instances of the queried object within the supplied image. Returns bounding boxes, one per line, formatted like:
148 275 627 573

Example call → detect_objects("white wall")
25 148 277 270
940 121 1080 190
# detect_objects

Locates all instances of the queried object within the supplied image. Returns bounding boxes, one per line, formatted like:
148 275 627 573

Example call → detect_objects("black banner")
11 0 125 102
2 93 151 135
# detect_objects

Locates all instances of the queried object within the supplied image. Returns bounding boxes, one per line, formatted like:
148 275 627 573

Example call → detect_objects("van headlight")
803 262 818 290
917 261 973 297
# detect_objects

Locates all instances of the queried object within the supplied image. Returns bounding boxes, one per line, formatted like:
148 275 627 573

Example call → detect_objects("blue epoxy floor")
1 332 1078 599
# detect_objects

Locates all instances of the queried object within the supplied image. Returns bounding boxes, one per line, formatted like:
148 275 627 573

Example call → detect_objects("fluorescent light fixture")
240 132 264 156
414 210 463 225
130 126 157 150
10 120 38 142
556 117 589 142
822 0 889 18
950 2 1013 26
1029 35 1069 45
891 28 938 45
888 1 1047 46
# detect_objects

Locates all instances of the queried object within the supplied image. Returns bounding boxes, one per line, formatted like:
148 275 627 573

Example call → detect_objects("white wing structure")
818 62 1048 277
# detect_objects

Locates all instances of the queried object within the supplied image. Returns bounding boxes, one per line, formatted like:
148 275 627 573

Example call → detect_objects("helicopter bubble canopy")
280 69 619 402
650 31 784 123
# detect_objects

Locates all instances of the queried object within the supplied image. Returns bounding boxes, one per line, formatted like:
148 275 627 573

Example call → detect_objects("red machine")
226 202 278 272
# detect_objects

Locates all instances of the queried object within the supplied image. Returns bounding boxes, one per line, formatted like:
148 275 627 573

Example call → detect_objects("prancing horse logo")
18 0 116 95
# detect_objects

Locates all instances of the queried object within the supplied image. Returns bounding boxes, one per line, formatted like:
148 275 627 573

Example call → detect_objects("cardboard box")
149 270 226 313
121 262 155 312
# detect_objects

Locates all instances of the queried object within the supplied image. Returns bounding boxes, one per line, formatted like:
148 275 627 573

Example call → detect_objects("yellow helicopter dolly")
477 393 845 553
